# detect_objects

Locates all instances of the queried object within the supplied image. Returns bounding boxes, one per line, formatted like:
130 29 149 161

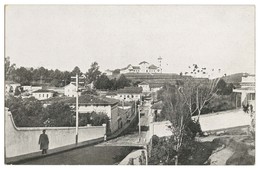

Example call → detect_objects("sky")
5 5 255 75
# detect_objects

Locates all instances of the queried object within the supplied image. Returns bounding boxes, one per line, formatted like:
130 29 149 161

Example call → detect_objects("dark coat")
39 134 49 150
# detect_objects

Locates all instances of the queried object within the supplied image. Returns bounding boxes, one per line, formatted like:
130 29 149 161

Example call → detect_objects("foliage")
5 96 45 127
201 93 237 114
71 66 82 76
14 86 21 96
42 102 75 127
216 79 235 95
86 62 101 84
5 96 109 128
95 74 112 90
116 74 131 89
5 56 16 81
94 74 132 90
112 69 120 75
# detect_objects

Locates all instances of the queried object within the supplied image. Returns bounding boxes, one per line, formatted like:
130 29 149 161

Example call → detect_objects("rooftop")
65 94 119 105
139 61 149 65
151 101 163 110
117 86 143 94
32 89 55 93
148 64 159 69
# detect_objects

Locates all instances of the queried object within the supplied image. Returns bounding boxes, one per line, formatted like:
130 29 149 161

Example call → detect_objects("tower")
158 56 162 73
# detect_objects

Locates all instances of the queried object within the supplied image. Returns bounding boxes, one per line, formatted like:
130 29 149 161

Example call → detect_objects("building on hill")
110 60 162 75
65 95 128 133
233 74 255 111
32 89 54 100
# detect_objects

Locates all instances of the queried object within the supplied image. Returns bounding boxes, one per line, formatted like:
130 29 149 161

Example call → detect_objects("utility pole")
138 104 141 142
75 74 79 144
71 74 85 144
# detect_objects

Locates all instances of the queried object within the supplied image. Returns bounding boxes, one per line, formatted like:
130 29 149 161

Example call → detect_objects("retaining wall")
5 108 106 158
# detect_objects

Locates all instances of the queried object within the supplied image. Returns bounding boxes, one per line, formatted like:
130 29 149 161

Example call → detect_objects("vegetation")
5 96 109 128
95 74 131 90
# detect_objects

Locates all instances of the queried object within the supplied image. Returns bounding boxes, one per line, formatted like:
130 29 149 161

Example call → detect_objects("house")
5 81 21 94
233 74 255 111
116 87 143 102
138 81 150 93
32 89 54 100
109 59 162 74
151 101 163 121
64 83 85 97
22 85 42 94
65 95 129 133
104 69 114 76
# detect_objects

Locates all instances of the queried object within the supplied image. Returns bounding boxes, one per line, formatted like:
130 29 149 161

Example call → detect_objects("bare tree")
161 84 190 165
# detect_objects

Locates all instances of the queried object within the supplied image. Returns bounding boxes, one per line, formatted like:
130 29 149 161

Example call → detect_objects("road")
20 101 151 165
21 145 138 165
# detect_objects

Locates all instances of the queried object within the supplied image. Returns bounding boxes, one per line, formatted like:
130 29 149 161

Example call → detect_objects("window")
127 95 129 98
248 93 255 100
42 94 44 97
47 94 48 98
39 94 41 97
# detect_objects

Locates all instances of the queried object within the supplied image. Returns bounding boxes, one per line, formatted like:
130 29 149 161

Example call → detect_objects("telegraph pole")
138 104 141 142
71 73 85 144
75 74 79 144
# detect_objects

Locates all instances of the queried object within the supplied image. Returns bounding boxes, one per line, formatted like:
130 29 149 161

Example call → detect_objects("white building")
32 89 54 100
66 95 128 133
116 87 143 102
233 74 255 111
22 86 42 94
118 60 162 74
64 83 83 97
138 82 150 93
5 81 21 94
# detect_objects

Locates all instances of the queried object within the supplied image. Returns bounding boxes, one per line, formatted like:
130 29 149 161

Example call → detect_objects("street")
21 145 138 165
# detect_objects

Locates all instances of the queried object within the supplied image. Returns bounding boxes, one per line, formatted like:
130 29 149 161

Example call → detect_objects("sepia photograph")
4 4 255 165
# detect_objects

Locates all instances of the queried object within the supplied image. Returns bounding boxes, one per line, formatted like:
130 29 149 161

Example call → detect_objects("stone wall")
5 108 106 158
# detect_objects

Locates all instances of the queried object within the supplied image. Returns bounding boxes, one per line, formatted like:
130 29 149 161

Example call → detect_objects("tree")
160 84 191 165
14 86 21 96
42 102 74 127
71 66 82 76
116 74 131 89
95 74 112 90
5 56 16 81
13 67 33 85
86 62 101 84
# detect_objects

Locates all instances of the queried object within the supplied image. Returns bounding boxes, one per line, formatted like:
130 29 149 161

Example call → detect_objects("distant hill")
222 73 249 86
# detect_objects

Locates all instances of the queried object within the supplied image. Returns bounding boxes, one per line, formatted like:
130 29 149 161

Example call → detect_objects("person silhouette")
38 130 49 154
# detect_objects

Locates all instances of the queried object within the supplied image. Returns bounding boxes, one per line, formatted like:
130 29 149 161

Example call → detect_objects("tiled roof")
151 101 163 110
132 66 140 69
65 94 119 105
117 87 143 94
32 89 55 93
139 61 149 65
148 64 159 69
138 81 149 85
106 91 117 95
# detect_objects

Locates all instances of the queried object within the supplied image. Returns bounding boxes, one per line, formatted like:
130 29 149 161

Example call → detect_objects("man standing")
38 130 49 154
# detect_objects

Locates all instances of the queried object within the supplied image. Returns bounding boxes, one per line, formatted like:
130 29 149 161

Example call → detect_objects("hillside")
221 73 249 86
108 73 188 82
